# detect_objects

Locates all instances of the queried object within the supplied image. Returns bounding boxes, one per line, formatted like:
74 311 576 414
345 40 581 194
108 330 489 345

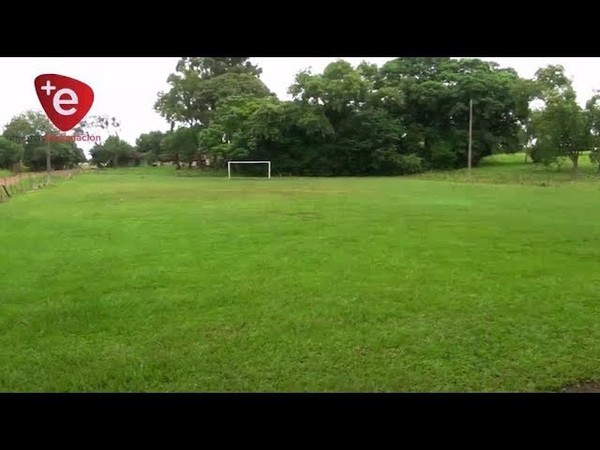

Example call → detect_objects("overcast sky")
2 57 600 150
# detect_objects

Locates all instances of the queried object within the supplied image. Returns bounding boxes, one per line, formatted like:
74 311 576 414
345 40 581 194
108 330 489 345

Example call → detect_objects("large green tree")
199 96 335 175
531 97 590 175
154 57 272 128
289 60 370 131
161 127 200 169
287 60 415 175
136 131 166 163
529 65 590 175
243 100 334 175
374 57 532 168
198 95 280 166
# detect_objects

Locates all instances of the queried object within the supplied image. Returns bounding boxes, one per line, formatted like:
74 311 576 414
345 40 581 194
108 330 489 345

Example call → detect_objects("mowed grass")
1 165 600 392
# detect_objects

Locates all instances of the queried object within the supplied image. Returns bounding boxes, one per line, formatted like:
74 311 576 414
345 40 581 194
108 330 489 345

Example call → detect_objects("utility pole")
468 98 473 176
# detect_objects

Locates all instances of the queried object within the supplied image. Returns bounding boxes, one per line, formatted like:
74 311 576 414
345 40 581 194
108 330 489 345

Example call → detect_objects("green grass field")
1 156 600 392
415 152 599 185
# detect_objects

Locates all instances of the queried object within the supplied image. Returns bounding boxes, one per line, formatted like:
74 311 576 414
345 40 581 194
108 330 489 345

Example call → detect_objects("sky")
1 57 600 151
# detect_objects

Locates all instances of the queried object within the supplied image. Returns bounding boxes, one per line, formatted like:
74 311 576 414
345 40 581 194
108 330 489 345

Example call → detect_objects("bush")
429 140 457 169
397 154 425 175
371 148 425 175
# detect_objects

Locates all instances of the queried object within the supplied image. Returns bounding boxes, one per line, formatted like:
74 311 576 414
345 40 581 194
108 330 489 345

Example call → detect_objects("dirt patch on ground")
0 174 26 187
560 381 600 393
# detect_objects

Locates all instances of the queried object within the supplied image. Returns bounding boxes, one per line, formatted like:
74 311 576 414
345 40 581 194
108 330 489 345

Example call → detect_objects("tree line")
0 111 86 172
2 57 599 176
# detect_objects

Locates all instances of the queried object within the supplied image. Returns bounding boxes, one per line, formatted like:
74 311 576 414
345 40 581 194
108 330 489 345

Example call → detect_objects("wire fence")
0 169 81 203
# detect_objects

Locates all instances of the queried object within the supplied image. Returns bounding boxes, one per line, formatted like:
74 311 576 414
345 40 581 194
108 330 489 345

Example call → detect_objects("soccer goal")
227 160 271 179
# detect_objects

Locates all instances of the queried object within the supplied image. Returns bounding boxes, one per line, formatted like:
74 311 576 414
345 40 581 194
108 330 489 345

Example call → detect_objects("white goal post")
227 160 271 179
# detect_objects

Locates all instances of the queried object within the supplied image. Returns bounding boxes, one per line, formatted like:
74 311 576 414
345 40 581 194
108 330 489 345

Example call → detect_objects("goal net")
227 161 272 179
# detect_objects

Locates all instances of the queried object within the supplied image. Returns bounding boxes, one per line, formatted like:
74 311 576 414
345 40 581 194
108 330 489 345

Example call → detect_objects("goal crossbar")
227 160 271 179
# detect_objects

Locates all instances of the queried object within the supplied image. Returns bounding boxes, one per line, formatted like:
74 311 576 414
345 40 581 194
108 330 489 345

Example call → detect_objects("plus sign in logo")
34 74 94 132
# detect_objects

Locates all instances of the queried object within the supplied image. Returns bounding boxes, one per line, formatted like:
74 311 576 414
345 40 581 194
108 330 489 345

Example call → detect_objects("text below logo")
34 74 94 132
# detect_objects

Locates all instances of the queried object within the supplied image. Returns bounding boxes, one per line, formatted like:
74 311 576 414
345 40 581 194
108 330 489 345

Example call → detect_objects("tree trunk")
46 146 51 172
570 153 579 179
